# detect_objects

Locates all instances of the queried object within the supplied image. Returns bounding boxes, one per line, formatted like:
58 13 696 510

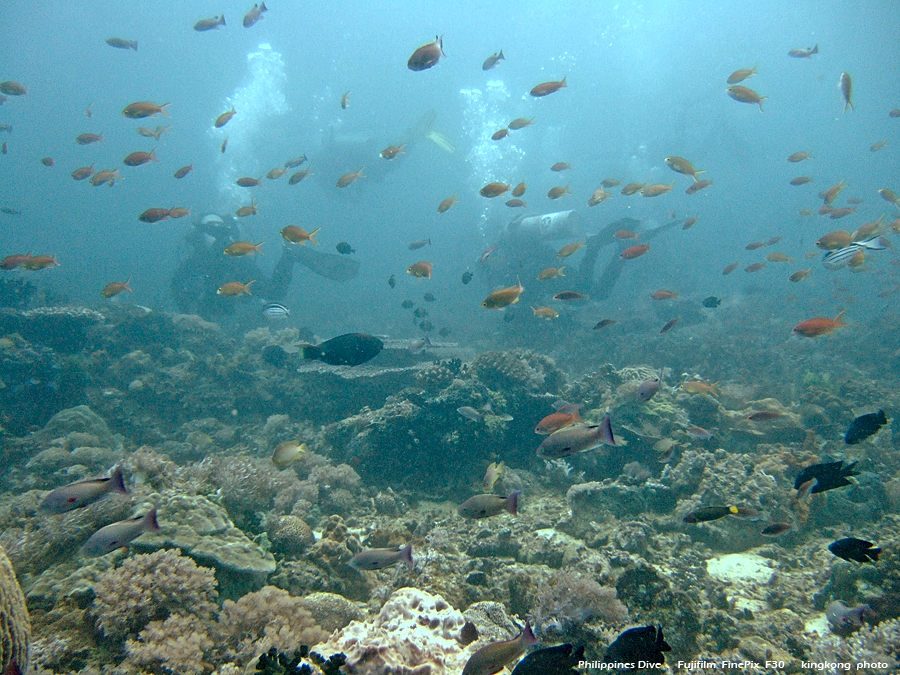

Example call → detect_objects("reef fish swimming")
844 410 887 445
510 644 585 675
40 466 128 514
81 508 160 557
828 537 881 563
463 622 537 675
348 544 413 571
603 625 671 668
457 491 521 519
299 333 384 366
794 460 859 494
536 414 616 458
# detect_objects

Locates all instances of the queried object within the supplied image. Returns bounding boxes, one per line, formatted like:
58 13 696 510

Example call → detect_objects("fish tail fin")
811 44 818 55
522 621 538 645
833 310 849 327
260 1 268 11
145 507 161 532
308 228 321 244
558 266 566 277
499 49 505 59
243 280 255 295
758 97 767 113
571 408 582 423
123 280 132 293
561 75 567 87
507 490 522 515
710 382 720 397
600 413 616 446
109 466 128 494
220 15 226 26
149 149 158 162
438 35 445 57
693 169 705 181
159 104 171 118
400 543 414 569
255 241 265 254
299 345 322 361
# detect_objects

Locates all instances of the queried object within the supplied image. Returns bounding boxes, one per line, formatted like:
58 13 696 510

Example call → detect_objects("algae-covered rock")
298 592 363 632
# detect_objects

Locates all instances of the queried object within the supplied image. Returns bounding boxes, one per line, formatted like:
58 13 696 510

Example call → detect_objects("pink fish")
81 508 160 557
686 425 713 440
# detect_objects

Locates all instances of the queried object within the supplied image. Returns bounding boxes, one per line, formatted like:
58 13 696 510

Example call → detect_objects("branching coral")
91 548 218 641
125 613 213 675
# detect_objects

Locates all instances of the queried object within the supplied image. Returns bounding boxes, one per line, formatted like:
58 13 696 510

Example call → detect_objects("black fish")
261 345 291 369
845 410 887 445
401 300 414 309
701 296 721 308
388 274 396 289
462 270 473 285
604 625 671 668
829 537 881 563
683 505 757 523
335 242 356 255
511 644 585 675
299 333 383 366
794 460 858 494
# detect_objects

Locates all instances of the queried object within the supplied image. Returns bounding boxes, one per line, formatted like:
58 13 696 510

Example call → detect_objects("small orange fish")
0 81 27 96
621 182 646 196
745 241 766 251
682 217 698 230
789 269 812 282
288 168 313 184
650 290 678 300
642 181 675 197
551 162 572 172
21 255 60 270
745 263 766 272
790 176 813 186
491 128 509 141
174 165 193 179
877 188 899 205
531 306 558 320
138 208 170 223
679 381 719 397
122 101 170 119
407 261 433 279
480 182 510 198
766 237 783 245
839 72 853 113
685 179 713 195
614 230 638 240
243 2 268 28
792 310 848 337
787 151 813 162
535 407 582 434
530 76 567 97
101 280 132 298
482 278 524 310
76 133 103 145
587 189 612 206
664 156 704 180
829 207 855 220
594 319 616 330
0 253 31 270
217 280 254 296
621 244 649 260
235 200 258 217
280 225 319 244
380 144 407 159
601 178 621 188
765 253 793 263
506 198 526 208
266 168 287 180
71 165 95 180
788 45 818 58
512 180 526 197
722 262 739 275
557 240 584 258
337 167 365 188
236 176 262 187
508 117 534 130
816 230 852 250
194 15 226 31
537 266 565 280
90 169 122 187
224 241 264 256
870 140 888 152
822 179 847 204
123 150 158 166
547 184 571 199
727 85 767 111
438 194 459 213
727 64 758 84
215 107 236 128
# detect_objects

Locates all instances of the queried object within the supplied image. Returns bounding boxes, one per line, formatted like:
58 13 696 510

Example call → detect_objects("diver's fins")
288 244 360 282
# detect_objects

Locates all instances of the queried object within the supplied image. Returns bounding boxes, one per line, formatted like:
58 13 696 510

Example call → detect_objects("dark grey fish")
794 460 858 494
349 544 413 571
536 415 616 458
482 49 505 71
463 622 537 675
106 37 138 51
299 333 383 366
242 1 268 28
41 466 128 514
827 600 874 636
462 271 473 284
828 537 880 563
702 296 721 308
604 625 671 667
637 375 661 401
511 644 585 675
283 154 307 169
81 508 160 557
844 410 887 444
388 275 397 289
335 242 355 255
457 491 520 519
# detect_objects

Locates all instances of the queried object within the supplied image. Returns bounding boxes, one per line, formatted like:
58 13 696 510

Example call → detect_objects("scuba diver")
170 213 359 321
481 210 683 300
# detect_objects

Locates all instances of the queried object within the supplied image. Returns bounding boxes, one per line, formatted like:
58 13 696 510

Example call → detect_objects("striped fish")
822 236 885 269
262 302 290 320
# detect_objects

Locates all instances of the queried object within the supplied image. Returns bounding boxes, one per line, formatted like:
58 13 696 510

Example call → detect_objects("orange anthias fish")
815 230 852 250
123 150 158 166
215 107 236 128
217 280 255 296
641 181 675 197
557 240 584 258
138 208 171 223
727 85 767 111
480 182 510 198
122 101 170 119
839 72 853 113
482 278 524 310
174 165 193 179
530 76 567 97
651 290 678 300
792 310 848 337
535 406 582 434
547 184 572 199
537 266 565 280
101 280 132 298
531 306 558 320
679 381 720 397
280 226 319 244
380 144 407 160
224 241 264 256
21 255 60 270
235 200 258 217
438 194 459 213
337 167 365 188
407 261 433 279
408 36 445 71
620 244 649 259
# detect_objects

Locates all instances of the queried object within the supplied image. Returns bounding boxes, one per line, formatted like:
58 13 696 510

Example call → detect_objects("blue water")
0 0 898 345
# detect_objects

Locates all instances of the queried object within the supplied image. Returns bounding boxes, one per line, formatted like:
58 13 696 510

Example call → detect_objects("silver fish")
40 466 128 514
457 406 483 421
349 544 413 571
262 302 290 320
458 491 520 519
823 236 885 269
536 414 616 459
81 508 160 557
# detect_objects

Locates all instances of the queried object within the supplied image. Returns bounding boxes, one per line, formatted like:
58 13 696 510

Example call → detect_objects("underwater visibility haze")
1 1 900 674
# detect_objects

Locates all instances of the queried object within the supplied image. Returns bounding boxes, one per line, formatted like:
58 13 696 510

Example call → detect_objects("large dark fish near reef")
40 466 128 513
299 333 383 366
511 644 585 675
536 414 616 458
828 537 881 563
794 460 858 494
844 410 887 445
604 625 671 668
81 508 160 557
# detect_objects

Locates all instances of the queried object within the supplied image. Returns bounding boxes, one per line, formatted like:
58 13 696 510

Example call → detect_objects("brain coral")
0 542 30 672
